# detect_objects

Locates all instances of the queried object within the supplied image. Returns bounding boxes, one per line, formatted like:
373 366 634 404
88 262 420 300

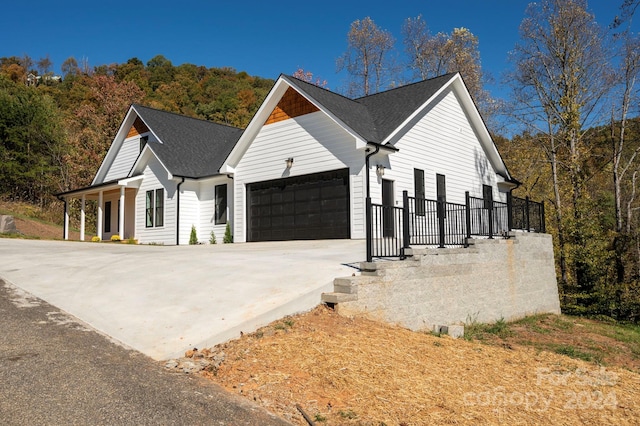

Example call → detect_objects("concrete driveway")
0 238 363 360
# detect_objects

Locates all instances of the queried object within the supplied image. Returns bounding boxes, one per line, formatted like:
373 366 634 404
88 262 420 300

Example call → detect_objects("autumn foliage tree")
336 17 397 97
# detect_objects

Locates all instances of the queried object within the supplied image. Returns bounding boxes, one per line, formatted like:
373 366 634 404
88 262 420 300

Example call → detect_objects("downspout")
176 177 185 245
365 144 380 263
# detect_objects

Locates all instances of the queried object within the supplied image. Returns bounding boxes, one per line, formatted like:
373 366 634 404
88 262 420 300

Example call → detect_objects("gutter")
365 144 381 263
176 177 185 245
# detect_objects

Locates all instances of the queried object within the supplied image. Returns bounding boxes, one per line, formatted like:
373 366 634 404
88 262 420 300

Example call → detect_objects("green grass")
464 313 640 369
464 317 513 340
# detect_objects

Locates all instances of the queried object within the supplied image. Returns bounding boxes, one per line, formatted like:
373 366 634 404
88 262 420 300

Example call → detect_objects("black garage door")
247 169 350 241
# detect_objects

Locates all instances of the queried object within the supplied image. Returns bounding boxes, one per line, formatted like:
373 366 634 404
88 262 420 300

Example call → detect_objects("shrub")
223 222 233 243
91 236 101 242
209 230 217 244
189 225 198 245
110 235 121 242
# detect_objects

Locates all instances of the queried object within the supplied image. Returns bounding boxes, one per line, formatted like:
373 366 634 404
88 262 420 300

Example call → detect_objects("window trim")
145 190 154 228
155 188 164 227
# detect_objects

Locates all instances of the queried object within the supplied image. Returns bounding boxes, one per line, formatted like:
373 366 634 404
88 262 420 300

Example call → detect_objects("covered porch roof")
56 175 143 200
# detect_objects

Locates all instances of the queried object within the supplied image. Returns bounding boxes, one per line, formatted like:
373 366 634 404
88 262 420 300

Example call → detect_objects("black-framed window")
146 189 164 228
483 184 493 209
104 201 112 233
414 168 425 216
215 184 227 225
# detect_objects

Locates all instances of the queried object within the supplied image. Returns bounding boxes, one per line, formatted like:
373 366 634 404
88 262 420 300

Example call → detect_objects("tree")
336 17 397 97
292 68 328 87
61 57 79 78
508 0 612 301
403 17 492 117
0 75 65 205
64 75 145 189
146 55 175 91
37 55 53 76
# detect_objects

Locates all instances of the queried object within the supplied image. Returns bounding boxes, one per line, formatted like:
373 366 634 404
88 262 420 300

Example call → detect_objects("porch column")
63 197 69 240
80 194 85 241
119 186 125 239
97 191 103 240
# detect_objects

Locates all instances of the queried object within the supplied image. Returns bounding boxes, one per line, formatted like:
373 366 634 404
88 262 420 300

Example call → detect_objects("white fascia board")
91 106 138 185
450 77 510 179
221 78 290 171
117 175 144 187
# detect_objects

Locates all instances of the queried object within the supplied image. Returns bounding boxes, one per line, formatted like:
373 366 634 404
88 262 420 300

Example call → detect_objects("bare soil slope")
194 306 639 425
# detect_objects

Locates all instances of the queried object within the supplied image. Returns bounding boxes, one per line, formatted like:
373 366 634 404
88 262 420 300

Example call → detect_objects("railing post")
465 191 471 247
366 197 372 262
541 200 546 233
437 198 445 248
402 191 410 255
507 191 513 231
525 196 531 232
488 196 494 239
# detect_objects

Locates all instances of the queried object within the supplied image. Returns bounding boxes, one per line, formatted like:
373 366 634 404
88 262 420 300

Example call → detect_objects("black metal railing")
366 191 546 261
368 202 405 259
511 196 546 233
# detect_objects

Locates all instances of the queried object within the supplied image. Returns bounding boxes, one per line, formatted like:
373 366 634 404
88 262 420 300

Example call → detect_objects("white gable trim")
92 105 165 185
130 144 173 181
220 76 366 174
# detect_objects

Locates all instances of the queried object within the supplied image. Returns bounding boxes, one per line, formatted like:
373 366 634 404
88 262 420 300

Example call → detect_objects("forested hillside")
0 54 274 204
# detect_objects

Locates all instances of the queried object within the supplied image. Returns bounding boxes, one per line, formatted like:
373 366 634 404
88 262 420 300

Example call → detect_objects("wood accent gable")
127 117 150 138
265 87 320 125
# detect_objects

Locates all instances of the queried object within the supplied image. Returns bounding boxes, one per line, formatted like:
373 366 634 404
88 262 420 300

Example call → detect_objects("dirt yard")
190 306 640 425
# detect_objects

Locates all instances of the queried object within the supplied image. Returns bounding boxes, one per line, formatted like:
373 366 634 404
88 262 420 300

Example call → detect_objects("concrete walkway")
0 238 363 360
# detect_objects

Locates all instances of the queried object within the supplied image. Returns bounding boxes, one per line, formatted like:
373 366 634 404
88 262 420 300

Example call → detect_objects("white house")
58 72 519 246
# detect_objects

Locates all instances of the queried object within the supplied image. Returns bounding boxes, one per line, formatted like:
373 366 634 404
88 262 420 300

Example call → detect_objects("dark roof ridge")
132 103 244 130
353 72 458 102
281 74 357 103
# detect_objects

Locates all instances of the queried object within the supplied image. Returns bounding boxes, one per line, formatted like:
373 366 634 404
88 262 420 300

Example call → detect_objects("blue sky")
0 1 632 100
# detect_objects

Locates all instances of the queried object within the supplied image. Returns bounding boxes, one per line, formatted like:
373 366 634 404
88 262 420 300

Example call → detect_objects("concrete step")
321 292 358 304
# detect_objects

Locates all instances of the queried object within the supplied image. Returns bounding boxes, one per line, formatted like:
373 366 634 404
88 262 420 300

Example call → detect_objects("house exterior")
58 72 519 247
58 105 241 245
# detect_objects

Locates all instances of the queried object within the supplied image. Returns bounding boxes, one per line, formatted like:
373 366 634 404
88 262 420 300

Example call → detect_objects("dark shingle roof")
133 104 243 178
282 73 457 143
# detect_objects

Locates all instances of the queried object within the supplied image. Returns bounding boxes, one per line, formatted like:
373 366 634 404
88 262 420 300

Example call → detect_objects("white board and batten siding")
103 136 143 182
135 155 176 245
198 177 233 244
373 88 505 206
233 111 366 242
177 181 200 245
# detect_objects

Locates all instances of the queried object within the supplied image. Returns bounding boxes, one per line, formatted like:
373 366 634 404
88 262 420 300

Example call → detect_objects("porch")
366 191 545 261
57 176 141 241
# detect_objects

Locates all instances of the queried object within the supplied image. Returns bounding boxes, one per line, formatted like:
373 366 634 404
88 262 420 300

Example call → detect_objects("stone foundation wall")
326 232 560 330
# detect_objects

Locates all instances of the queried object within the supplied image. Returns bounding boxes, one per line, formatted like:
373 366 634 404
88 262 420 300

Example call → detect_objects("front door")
382 179 394 238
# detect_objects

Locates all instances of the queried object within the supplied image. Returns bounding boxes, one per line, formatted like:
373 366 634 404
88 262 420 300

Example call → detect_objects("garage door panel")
247 169 350 241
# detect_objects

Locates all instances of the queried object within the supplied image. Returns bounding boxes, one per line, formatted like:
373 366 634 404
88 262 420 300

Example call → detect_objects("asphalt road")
0 279 291 426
